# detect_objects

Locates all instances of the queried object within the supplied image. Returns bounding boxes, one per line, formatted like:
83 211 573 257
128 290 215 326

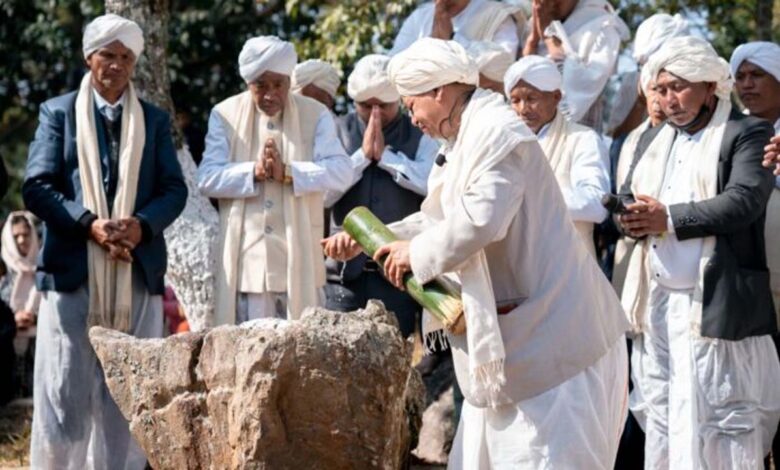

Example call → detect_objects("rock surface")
90 301 424 470
162 147 220 331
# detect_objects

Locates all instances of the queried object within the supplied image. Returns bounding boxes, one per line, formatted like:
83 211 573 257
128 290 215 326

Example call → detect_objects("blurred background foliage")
0 0 777 214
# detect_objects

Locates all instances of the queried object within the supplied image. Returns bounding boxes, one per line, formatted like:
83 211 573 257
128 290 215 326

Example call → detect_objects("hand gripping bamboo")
343 206 466 335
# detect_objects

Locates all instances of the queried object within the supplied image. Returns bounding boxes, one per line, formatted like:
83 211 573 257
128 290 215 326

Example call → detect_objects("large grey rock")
163 147 220 331
90 301 424 470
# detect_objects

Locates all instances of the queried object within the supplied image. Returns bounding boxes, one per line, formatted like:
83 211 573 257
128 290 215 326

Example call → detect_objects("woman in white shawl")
1 211 40 333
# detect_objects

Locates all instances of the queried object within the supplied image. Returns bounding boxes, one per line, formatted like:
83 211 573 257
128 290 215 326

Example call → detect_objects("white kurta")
448 337 628 470
536 0 628 130
537 118 609 250
390 0 520 56
629 130 780 469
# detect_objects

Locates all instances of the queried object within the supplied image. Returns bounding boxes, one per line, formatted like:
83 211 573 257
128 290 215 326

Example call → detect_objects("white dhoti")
630 280 780 469
30 269 162 470
448 337 628 469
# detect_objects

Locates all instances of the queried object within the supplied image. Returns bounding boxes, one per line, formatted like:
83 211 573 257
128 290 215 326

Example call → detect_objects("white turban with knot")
82 14 144 60
291 59 341 99
466 41 515 83
644 36 733 100
729 41 780 83
503 55 562 96
347 54 400 103
387 38 479 96
633 13 690 66
238 36 297 83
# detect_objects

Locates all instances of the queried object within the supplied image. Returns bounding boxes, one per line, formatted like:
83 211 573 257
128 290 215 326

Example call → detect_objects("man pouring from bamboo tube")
324 37 630 468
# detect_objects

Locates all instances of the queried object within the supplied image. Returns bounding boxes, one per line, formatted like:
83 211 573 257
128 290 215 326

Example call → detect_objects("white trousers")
448 337 628 470
630 280 780 469
236 289 326 324
30 275 162 470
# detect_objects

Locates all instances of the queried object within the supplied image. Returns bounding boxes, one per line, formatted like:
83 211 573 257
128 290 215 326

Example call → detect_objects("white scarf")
1 211 40 313
75 72 145 333
621 99 731 334
539 111 598 256
213 91 322 324
422 89 535 407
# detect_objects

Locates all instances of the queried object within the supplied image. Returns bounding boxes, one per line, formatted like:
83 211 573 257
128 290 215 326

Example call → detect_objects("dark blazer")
22 90 187 295
626 107 776 340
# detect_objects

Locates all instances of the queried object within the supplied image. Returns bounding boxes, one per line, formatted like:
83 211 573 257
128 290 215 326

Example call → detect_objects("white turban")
466 41 515 82
347 54 400 103
387 38 478 96
82 14 144 60
291 59 341 99
729 41 780 83
607 71 640 134
503 55 562 96
238 36 297 83
645 36 733 100
633 13 690 65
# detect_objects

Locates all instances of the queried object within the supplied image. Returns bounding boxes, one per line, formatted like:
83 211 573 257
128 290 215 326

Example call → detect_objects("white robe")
390 0 521 56
536 0 629 131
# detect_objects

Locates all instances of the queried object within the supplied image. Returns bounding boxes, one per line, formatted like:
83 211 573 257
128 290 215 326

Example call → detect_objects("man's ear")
552 89 563 107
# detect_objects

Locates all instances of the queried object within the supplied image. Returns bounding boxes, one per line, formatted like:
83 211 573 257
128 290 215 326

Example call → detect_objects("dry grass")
0 399 32 469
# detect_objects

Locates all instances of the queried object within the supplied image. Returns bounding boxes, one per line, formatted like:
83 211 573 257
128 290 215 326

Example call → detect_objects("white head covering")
633 13 690 65
607 71 640 134
729 41 780 83
645 36 733 100
387 38 478 96
503 55 562 96
238 36 297 83
82 14 144 60
291 59 340 99
347 54 400 103
466 41 514 83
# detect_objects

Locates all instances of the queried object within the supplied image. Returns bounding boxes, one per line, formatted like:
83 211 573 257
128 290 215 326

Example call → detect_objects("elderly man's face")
402 90 450 139
249 71 290 116
508 81 561 133
644 84 667 126
300 84 335 110
654 71 716 128
735 61 780 120
356 98 400 127
86 40 136 100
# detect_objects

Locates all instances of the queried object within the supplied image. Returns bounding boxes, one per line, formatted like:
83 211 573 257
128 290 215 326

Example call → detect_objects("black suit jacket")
22 91 187 295
626 108 776 340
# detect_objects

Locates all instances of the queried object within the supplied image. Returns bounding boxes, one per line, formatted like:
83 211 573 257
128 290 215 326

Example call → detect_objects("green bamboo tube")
343 206 466 335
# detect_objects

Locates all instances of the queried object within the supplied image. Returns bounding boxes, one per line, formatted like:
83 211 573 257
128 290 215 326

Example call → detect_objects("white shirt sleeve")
389 7 428 56
377 135 437 195
289 110 353 196
197 110 259 199
453 15 519 55
560 131 610 224
323 151 371 208
548 20 622 123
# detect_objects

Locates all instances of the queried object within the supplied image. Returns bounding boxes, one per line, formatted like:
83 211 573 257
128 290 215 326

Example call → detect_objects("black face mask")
670 102 713 133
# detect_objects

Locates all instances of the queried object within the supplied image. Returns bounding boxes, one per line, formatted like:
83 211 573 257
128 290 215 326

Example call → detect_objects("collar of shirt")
93 89 127 119
537 121 552 140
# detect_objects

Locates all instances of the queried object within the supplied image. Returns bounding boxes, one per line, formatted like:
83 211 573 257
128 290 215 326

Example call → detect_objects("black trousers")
324 271 419 338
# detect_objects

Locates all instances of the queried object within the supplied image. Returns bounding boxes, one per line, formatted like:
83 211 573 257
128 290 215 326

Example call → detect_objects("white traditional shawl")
75 72 145 333
420 89 536 407
539 111 599 256
213 91 324 324
1 211 40 314
621 98 731 333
